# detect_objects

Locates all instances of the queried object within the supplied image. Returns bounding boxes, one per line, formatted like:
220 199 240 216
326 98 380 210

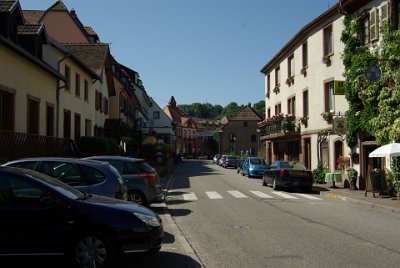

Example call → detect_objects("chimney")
70 8 76 18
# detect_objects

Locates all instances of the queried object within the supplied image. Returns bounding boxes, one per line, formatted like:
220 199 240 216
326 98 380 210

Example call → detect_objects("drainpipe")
56 52 70 138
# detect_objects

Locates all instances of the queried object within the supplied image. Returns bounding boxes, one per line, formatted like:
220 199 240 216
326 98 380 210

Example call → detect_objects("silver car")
83 155 164 206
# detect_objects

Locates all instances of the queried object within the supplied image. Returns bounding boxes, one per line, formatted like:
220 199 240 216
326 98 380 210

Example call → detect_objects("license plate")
292 171 307 177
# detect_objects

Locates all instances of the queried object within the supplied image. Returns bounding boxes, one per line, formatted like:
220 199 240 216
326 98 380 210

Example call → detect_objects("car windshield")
250 158 266 165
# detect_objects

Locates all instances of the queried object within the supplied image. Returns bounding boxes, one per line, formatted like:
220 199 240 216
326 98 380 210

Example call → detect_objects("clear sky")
19 0 336 107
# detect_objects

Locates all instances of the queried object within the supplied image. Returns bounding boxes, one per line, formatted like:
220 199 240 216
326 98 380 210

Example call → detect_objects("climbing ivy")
341 15 400 146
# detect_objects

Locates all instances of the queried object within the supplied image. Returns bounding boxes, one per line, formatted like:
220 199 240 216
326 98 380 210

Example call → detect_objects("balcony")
258 114 300 140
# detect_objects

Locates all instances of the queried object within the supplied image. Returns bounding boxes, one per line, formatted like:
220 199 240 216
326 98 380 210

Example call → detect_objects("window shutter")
370 8 378 41
380 2 389 32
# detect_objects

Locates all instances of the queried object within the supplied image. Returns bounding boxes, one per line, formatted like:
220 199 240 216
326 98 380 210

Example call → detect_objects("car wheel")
272 178 279 190
72 231 116 268
128 191 147 206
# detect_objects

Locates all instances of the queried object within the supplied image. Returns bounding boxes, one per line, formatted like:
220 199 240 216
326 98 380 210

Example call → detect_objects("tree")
252 100 265 119
221 102 243 118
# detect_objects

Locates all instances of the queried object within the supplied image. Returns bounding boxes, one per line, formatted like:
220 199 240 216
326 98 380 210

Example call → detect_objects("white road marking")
295 193 322 200
271 191 298 199
205 191 223 199
227 190 248 198
250 191 274 199
183 192 198 201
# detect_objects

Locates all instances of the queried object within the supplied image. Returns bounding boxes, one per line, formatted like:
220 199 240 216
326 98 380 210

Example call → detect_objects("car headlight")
133 212 161 227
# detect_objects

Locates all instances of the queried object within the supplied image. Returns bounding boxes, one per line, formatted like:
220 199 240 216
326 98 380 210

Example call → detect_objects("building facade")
260 3 350 172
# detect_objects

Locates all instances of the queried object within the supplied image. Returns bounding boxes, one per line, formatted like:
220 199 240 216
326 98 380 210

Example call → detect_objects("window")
251 134 256 142
275 66 281 86
84 80 89 102
4 175 46 206
303 90 309 118
27 97 39 135
103 97 108 115
288 54 294 79
0 89 14 131
65 65 71 91
274 103 281 115
79 165 106 185
323 24 333 56
74 113 81 141
267 74 271 96
287 96 295 115
153 111 160 119
302 41 308 68
267 108 271 118
370 8 379 41
85 119 92 136
243 121 248 127
63 109 71 139
361 14 370 45
46 104 54 136
324 81 334 112
75 73 80 97
53 163 81 186
95 91 101 111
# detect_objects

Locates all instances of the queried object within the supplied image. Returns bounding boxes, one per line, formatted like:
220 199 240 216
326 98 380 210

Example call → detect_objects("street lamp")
233 136 237 154
256 128 261 157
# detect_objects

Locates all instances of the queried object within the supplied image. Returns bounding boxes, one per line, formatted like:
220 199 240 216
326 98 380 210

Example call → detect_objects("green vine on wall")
341 15 400 147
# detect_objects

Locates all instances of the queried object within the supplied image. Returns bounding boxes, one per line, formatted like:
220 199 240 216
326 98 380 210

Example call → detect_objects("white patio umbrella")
369 143 400 157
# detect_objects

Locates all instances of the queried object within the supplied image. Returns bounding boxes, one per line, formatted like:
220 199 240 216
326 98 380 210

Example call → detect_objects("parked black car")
262 161 313 192
2 157 128 201
221 155 238 168
0 166 163 268
83 156 164 206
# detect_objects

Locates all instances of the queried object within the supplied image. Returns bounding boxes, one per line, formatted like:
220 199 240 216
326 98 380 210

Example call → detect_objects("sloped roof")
17 24 44 35
84 26 97 36
48 0 68 11
0 0 18 12
63 43 109 76
230 106 261 121
22 10 45 23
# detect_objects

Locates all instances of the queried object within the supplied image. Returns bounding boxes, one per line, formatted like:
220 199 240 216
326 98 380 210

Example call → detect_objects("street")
166 159 400 268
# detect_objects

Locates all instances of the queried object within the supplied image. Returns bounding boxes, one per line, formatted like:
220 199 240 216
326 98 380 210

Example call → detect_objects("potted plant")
321 111 333 122
299 116 308 125
346 167 358 190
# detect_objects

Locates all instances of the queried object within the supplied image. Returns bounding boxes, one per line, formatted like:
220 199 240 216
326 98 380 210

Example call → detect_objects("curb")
160 165 205 267
320 191 400 215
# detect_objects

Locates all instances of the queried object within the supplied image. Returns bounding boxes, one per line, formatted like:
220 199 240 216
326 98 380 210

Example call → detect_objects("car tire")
272 178 279 190
71 231 116 268
128 191 147 206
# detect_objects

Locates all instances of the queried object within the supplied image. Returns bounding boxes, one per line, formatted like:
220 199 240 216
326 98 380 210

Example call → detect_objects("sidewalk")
315 182 400 215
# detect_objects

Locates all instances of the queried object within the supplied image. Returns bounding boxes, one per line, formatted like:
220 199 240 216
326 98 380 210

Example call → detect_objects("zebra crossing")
167 189 322 201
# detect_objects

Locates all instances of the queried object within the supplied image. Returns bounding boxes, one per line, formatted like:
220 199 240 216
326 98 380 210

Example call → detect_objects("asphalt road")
166 159 400 268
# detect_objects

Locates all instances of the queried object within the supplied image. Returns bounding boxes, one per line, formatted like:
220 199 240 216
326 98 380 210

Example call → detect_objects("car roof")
84 155 145 162
4 157 108 166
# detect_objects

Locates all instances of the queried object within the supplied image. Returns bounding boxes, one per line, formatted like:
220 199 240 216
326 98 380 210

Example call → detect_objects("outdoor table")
325 172 342 188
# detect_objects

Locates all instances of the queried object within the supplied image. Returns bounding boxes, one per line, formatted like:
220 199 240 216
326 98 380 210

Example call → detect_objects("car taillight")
138 173 156 182
280 169 285 177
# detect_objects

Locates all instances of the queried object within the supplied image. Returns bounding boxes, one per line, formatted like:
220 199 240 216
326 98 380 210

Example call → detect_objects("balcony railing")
258 119 300 138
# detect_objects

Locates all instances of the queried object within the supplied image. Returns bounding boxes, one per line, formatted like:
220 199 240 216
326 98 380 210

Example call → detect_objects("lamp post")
256 128 261 157
233 136 237 154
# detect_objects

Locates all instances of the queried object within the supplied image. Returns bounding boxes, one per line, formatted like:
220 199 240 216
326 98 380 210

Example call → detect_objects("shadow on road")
1 251 203 268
